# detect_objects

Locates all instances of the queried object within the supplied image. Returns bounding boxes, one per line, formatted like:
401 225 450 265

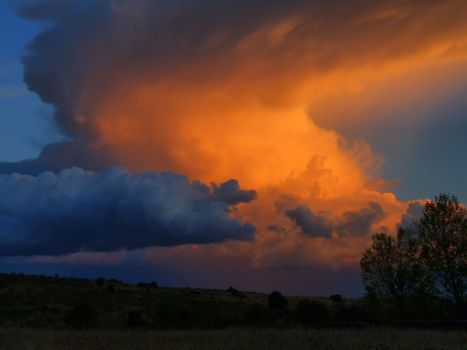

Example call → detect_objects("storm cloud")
2 0 467 176
285 202 385 238
285 206 333 238
335 202 385 237
0 141 115 176
210 179 257 205
2 0 467 278
0 167 256 256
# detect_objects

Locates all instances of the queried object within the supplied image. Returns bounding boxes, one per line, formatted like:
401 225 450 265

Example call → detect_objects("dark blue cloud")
335 202 385 237
285 202 385 238
0 167 256 256
16 0 74 20
0 141 114 175
285 206 333 238
210 179 257 205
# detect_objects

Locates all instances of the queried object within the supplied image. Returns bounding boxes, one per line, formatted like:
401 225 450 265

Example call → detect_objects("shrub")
268 291 288 311
227 286 245 298
330 294 344 303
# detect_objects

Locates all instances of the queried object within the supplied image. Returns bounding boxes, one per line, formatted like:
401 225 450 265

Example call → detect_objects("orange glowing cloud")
17 0 467 269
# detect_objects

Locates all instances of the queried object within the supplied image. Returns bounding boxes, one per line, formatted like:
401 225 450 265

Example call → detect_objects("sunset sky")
0 0 467 296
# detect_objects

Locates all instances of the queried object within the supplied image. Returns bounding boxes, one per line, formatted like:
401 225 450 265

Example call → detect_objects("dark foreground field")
0 273 342 329
0 328 466 350
1 273 466 349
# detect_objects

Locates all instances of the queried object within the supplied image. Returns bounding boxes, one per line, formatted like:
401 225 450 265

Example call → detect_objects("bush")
330 294 344 303
64 303 97 329
227 286 245 298
268 291 288 311
294 300 329 325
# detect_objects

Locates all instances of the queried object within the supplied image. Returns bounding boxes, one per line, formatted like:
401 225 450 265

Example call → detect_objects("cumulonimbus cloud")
0 167 256 256
2 0 467 270
5 0 467 180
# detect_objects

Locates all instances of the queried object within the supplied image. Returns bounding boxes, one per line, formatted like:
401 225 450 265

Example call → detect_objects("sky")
0 0 466 297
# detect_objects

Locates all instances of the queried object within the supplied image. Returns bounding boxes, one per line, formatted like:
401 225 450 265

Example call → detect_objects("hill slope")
0 273 338 329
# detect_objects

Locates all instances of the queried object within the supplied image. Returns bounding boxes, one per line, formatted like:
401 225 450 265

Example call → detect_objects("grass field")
0 273 341 329
0 273 465 349
0 328 465 350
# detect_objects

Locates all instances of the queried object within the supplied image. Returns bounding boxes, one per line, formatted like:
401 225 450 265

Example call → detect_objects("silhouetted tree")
360 228 431 307
268 291 288 311
416 194 467 305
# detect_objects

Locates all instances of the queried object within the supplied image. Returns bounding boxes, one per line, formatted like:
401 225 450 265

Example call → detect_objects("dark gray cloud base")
285 206 333 238
335 202 385 237
0 167 256 256
285 202 385 238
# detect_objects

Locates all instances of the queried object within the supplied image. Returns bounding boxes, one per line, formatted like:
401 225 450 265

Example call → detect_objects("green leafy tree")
416 193 467 305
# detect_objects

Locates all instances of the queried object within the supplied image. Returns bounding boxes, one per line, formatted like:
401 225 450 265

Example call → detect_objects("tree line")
361 193 467 321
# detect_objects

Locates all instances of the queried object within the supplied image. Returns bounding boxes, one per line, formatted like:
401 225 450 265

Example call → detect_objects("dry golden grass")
0 328 465 350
